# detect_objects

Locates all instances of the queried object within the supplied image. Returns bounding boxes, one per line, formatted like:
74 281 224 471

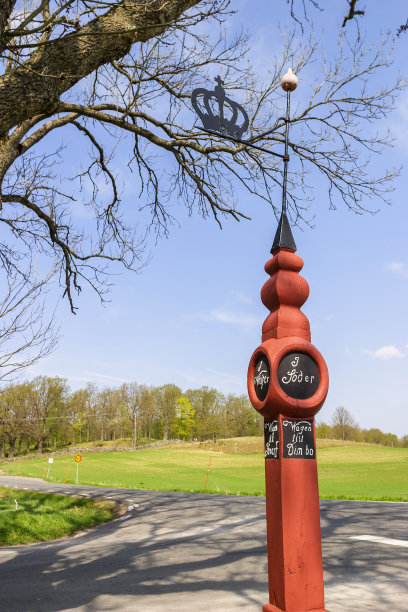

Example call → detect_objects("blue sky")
24 1 408 437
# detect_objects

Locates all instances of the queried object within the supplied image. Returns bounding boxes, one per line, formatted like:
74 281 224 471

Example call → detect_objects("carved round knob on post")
261 249 310 342
281 68 298 92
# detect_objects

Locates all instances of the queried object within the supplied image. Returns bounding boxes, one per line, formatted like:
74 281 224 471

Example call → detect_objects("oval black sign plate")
277 352 319 400
254 355 270 401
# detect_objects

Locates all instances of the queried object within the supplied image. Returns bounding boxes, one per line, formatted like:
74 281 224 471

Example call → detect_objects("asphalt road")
0 476 407 611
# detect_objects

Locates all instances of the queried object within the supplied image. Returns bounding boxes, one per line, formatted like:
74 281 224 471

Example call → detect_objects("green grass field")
0 487 116 546
1 440 407 501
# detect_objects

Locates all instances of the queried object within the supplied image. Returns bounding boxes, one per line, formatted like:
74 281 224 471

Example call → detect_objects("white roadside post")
47 457 54 479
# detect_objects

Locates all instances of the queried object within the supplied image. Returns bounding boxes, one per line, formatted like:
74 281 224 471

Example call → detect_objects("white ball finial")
281 68 298 92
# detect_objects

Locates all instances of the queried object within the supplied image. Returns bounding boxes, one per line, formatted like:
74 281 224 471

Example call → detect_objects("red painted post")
247 236 329 612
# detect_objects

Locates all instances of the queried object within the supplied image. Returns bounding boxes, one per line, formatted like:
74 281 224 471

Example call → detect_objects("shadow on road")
1 483 407 611
0 491 269 611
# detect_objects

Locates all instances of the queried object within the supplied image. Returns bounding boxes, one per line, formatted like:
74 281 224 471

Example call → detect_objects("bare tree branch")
342 0 365 28
0 1 16 55
0 262 58 381
0 1 403 376
0 0 207 137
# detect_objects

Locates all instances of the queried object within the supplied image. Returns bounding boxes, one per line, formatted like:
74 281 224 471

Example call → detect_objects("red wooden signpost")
247 220 329 612
190 63 329 612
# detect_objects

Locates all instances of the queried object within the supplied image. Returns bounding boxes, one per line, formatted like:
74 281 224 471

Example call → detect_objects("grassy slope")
1 440 407 501
317 445 408 500
0 487 116 546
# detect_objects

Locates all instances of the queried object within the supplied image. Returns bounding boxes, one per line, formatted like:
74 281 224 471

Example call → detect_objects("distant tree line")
0 377 263 457
316 406 407 448
1 381 406 458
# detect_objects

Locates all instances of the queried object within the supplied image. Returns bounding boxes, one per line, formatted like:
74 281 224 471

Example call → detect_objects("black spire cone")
271 211 296 254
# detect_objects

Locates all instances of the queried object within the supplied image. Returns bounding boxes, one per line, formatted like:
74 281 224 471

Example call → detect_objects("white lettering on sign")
265 421 278 434
281 367 315 385
265 442 279 458
282 419 315 459
306 444 314 456
284 420 313 434
254 361 270 389
264 420 279 459
277 352 320 400
286 443 303 457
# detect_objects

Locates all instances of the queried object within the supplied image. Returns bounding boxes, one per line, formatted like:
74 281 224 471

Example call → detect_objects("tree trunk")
0 0 201 138
8 437 16 458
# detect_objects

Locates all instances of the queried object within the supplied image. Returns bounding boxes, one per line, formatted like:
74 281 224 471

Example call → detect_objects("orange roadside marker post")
204 456 212 492
247 214 329 612
74 454 82 484
63 461 71 483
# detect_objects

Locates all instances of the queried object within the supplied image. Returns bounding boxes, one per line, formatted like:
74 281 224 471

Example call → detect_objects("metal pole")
281 91 291 216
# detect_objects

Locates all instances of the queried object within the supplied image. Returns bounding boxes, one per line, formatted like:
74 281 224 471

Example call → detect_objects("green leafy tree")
315 421 332 439
139 387 157 440
0 382 32 457
154 384 181 441
187 387 223 441
120 382 146 447
223 394 262 438
67 388 91 445
331 406 358 441
26 376 68 454
400 435 408 448
172 396 195 441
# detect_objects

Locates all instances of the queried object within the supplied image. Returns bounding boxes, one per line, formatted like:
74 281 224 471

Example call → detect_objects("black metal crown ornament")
191 76 249 140
191 68 299 253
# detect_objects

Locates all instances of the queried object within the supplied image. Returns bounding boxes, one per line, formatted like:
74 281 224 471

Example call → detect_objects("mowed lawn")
317 445 408 501
1 443 407 501
0 487 116 546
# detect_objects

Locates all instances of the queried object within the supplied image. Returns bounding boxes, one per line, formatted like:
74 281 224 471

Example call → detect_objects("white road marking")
350 535 408 548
